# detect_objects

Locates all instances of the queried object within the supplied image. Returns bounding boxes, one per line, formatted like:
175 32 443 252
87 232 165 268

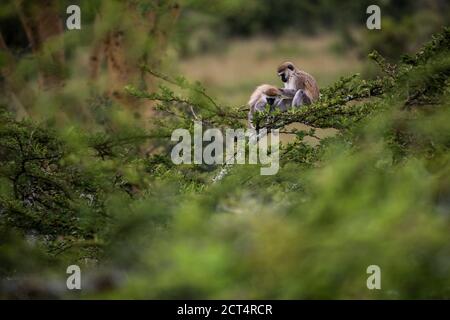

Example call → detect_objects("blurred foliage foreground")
1 28 450 299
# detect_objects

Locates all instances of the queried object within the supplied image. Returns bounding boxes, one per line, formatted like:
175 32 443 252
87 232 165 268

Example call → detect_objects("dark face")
266 97 275 105
279 72 288 83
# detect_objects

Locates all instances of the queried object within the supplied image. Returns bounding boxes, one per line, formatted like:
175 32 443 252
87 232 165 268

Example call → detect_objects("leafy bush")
1 27 449 298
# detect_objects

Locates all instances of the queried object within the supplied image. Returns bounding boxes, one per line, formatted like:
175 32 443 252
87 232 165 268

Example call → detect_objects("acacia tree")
0 0 180 119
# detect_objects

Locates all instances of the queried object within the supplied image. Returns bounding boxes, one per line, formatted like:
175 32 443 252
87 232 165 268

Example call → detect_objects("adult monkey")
277 61 320 107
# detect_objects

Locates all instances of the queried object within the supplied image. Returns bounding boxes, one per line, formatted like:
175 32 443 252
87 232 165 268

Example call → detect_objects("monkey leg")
248 111 254 129
275 98 292 112
292 89 313 108
254 100 267 112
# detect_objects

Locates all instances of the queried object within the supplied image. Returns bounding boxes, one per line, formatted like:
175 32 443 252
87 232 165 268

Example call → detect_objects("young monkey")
277 61 320 107
247 84 286 128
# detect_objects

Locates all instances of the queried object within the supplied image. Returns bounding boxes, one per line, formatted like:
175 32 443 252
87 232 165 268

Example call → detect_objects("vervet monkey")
248 84 287 128
277 61 319 107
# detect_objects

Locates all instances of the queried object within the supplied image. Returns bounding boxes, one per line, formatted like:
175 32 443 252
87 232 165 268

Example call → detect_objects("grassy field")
178 33 363 106
177 33 358 142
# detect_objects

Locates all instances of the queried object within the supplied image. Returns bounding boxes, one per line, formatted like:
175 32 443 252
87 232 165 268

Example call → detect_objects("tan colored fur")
247 84 281 107
247 84 283 128
277 61 320 102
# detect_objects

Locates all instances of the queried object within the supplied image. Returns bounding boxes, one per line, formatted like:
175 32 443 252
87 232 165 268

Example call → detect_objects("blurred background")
0 0 449 299
1 0 449 115
174 0 450 105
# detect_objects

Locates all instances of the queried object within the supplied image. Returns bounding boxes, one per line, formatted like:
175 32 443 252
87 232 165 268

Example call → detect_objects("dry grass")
177 33 361 142
178 33 362 106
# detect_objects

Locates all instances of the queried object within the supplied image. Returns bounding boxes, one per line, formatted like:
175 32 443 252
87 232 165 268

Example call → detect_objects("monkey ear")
287 64 294 71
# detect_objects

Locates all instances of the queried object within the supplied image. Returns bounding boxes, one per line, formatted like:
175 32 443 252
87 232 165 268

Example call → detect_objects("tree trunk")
15 0 64 89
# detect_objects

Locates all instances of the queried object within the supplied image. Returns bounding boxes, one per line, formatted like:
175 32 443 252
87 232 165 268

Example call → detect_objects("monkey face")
277 62 295 83
278 71 288 83
278 69 293 83
263 87 281 106
266 97 275 105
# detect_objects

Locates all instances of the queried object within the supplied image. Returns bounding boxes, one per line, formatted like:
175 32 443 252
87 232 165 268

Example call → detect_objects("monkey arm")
248 99 266 128
279 88 297 97
253 99 268 112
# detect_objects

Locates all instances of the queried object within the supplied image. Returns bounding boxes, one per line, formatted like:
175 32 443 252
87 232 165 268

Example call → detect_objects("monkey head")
263 87 282 106
277 61 296 83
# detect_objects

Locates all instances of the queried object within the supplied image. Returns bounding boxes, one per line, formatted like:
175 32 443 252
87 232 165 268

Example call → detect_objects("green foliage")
0 110 88 238
1 28 450 299
361 10 448 61
177 0 450 57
